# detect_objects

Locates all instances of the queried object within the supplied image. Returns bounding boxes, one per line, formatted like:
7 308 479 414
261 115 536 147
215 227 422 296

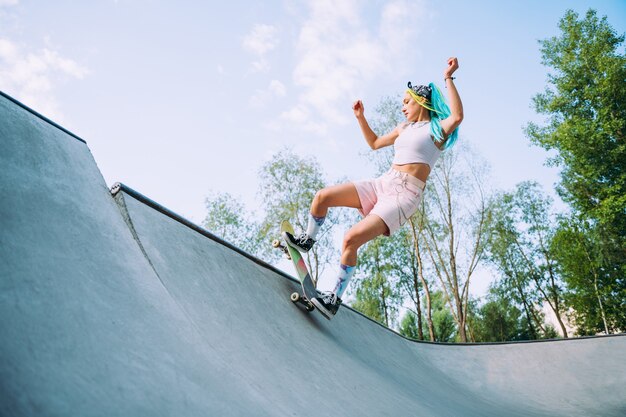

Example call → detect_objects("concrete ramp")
1 91 625 417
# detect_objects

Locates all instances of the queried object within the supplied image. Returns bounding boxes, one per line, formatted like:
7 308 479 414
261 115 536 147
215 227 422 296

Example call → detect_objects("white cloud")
249 79 287 108
250 58 270 73
280 104 308 124
242 24 279 73
0 38 17 60
42 49 89 79
0 0 20 6
279 104 327 134
287 0 420 130
243 24 278 55
268 80 286 97
0 37 89 120
379 0 419 57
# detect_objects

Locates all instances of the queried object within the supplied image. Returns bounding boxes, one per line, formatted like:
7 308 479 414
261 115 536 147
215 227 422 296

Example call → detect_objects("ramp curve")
1 91 625 417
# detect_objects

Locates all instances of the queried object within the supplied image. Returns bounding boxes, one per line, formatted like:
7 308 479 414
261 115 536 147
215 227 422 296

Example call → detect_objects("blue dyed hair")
427 82 459 150
407 81 459 150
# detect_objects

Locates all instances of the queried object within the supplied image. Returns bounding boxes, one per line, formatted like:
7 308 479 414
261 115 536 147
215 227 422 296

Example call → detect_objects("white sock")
332 264 356 299
305 213 325 239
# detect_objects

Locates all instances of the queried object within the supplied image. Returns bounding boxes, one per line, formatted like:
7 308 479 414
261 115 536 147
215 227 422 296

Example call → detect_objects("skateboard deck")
272 220 318 312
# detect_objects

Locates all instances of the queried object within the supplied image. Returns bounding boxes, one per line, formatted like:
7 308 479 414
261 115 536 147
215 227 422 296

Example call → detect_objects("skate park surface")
1 90 625 417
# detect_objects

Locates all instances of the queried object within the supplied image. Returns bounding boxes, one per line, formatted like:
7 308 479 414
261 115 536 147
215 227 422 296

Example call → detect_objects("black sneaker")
311 292 342 320
283 231 316 253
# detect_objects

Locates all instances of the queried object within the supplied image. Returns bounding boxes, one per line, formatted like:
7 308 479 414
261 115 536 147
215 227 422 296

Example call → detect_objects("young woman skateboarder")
285 57 464 320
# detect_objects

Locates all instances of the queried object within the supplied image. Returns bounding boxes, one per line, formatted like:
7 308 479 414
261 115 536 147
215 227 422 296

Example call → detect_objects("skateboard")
272 220 318 312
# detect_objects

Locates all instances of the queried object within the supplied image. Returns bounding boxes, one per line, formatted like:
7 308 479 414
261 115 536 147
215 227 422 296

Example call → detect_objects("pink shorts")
353 169 425 236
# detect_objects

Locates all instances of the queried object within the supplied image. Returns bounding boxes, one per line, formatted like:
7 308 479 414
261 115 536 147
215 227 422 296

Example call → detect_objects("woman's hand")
440 56 463 139
444 57 459 79
352 100 364 118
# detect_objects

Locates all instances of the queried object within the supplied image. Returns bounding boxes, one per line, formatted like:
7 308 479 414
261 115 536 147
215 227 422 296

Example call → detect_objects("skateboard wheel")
272 239 281 248
290 292 300 302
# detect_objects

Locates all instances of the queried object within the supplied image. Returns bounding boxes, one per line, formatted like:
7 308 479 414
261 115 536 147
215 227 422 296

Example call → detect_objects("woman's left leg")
334 215 388 297
313 214 388 319
341 214 389 266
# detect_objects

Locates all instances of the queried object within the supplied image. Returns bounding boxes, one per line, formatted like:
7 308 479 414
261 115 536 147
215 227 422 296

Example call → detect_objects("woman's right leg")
311 182 361 217
290 182 362 253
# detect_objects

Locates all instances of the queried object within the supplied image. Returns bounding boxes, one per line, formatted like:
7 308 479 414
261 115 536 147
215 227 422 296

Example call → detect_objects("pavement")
1 90 625 417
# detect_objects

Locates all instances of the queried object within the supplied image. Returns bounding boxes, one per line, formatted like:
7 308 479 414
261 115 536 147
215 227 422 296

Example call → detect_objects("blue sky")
1 0 624 296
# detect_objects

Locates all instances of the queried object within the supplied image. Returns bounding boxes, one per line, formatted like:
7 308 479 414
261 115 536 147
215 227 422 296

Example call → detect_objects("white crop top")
392 121 442 168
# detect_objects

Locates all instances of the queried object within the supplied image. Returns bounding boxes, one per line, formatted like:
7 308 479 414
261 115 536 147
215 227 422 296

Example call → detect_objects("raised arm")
353 100 400 150
439 57 464 139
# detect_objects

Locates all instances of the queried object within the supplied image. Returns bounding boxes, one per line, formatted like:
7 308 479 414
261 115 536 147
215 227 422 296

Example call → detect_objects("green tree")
351 237 403 328
551 215 625 334
526 9 626 325
203 191 260 255
485 225 544 339
429 291 456 343
398 212 436 341
257 148 339 283
399 311 421 340
473 288 525 342
398 291 461 343
399 291 456 342
420 145 492 342
486 182 569 338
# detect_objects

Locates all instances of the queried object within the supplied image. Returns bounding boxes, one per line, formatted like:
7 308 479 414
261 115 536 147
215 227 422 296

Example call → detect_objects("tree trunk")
514 236 568 338
580 236 609 334
551 293 569 338
456 294 467 342
513 276 540 338
409 218 434 341
381 282 389 328
541 239 568 338
413 273 424 340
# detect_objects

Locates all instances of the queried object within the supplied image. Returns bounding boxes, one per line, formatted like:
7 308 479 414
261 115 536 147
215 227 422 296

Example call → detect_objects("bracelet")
444 76 456 81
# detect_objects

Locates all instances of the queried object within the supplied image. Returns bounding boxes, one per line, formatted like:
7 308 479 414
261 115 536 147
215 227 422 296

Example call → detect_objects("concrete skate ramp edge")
1 90 625 417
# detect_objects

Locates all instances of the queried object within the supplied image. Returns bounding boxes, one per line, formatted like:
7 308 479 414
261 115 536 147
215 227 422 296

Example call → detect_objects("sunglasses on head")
407 82 432 100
